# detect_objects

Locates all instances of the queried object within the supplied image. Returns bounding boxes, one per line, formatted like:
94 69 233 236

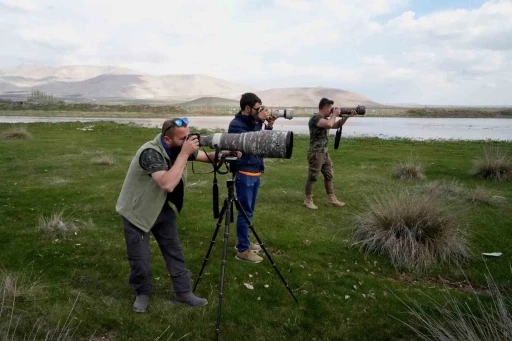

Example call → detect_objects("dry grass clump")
418 180 507 207
420 180 467 200
352 190 470 272
471 146 512 182
393 155 426 181
467 186 507 207
0 126 32 140
91 154 115 166
397 273 512 341
0 270 44 305
36 210 94 239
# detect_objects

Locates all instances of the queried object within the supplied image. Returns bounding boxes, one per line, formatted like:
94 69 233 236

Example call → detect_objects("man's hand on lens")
257 108 269 121
266 115 276 126
332 107 341 117
182 135 199 155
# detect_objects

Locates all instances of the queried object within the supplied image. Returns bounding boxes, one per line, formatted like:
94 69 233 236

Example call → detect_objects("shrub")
351 190 470 272
0 126 32 140
471 146 512 182
393 155 426 180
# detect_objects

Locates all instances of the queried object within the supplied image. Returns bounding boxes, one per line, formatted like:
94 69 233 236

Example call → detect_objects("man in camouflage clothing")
304 98 355 209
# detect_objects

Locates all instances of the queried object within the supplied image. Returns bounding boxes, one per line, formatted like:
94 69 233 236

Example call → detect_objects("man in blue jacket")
228 93 276 263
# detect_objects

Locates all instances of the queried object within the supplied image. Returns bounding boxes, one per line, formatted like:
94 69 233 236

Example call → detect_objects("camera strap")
334 126 342 149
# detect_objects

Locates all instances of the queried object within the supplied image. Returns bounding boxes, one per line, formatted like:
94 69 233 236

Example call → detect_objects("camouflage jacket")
308 114 328 151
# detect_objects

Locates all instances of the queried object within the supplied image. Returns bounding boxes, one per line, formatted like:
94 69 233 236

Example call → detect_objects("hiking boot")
236 249 263 263
327 194 345 207
172 292 208 307
234 242 262 253
303 195 318 210
132 294 149 313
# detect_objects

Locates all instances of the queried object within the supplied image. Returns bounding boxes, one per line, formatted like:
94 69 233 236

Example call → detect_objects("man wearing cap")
116 117 239 313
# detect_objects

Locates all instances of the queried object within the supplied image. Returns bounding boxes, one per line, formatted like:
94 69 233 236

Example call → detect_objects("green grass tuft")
471 146 512 182
351 189 471 272
392 155 426 181
0 126 32 140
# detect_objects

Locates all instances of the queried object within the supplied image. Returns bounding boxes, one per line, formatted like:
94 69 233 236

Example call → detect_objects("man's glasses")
163 117 189 136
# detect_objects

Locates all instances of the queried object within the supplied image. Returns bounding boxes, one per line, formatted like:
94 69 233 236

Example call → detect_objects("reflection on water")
1 115 511 141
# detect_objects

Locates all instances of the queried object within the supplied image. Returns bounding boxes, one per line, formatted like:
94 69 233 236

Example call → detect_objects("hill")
0 64 382 107
258 87 382 107
177 96 239 107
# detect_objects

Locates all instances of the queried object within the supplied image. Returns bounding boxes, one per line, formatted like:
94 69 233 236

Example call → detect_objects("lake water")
1 115 511 141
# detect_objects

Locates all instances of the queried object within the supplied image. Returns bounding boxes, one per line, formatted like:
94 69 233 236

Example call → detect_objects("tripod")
193 157 298 340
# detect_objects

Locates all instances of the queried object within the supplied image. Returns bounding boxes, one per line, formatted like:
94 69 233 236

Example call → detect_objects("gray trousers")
122 204 192 295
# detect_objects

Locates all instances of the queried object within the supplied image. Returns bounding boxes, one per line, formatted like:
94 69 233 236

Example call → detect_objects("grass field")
0 122 511 341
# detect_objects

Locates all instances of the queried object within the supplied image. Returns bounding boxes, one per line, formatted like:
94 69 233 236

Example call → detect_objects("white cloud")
0 0 36 12
0 0 511 105
387 0 512 50
18 25 81 50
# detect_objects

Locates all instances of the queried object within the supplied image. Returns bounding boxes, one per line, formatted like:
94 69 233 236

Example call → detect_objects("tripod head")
224 156 238 181
211 149 240 219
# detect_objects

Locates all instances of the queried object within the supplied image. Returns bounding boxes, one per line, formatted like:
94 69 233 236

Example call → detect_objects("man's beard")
170 146 182 156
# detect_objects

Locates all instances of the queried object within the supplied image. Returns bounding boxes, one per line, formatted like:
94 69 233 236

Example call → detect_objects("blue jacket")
228 112 272 173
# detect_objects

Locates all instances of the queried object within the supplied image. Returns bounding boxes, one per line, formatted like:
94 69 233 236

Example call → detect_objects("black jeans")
122 204 191 295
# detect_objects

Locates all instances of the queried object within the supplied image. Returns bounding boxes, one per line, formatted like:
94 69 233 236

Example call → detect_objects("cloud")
387 0 512 50
18 25 81 50
1 0 511 105
0 0 36 12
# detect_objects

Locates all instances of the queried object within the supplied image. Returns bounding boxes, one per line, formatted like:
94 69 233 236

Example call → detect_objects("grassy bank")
1 122 511 340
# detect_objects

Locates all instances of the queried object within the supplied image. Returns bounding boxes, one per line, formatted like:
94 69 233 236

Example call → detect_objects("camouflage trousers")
305 150 334 196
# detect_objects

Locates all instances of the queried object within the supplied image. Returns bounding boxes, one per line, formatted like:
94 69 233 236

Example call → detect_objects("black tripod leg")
193 200 228 293
216 197 234 340
234 199 299 304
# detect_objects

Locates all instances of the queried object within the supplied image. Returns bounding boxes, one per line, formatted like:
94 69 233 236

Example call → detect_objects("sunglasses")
163 117 189 136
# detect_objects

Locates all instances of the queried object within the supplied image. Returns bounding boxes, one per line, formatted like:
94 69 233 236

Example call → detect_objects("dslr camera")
331 105 366 116
188 132 201 140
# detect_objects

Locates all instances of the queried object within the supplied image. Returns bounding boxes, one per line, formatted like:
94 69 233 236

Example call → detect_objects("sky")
0 0 511 106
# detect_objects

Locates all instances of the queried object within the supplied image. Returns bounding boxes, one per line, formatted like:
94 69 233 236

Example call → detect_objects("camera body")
188 132 201 145
330 105 366 116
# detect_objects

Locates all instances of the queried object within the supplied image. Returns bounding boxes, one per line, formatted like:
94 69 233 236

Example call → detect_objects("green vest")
115 133 188 232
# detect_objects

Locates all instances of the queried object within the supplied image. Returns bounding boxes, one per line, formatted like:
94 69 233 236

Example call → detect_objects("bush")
471 146 512 182
392 155 426 180
0 126 32 140
351 190 470 272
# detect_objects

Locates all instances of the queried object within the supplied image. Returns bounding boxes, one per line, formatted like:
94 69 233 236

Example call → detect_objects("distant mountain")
0 64 382 107
178 96 239 107
257 87 381 107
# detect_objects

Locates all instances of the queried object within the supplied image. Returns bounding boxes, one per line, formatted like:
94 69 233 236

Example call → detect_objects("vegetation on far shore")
1 99 512 118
